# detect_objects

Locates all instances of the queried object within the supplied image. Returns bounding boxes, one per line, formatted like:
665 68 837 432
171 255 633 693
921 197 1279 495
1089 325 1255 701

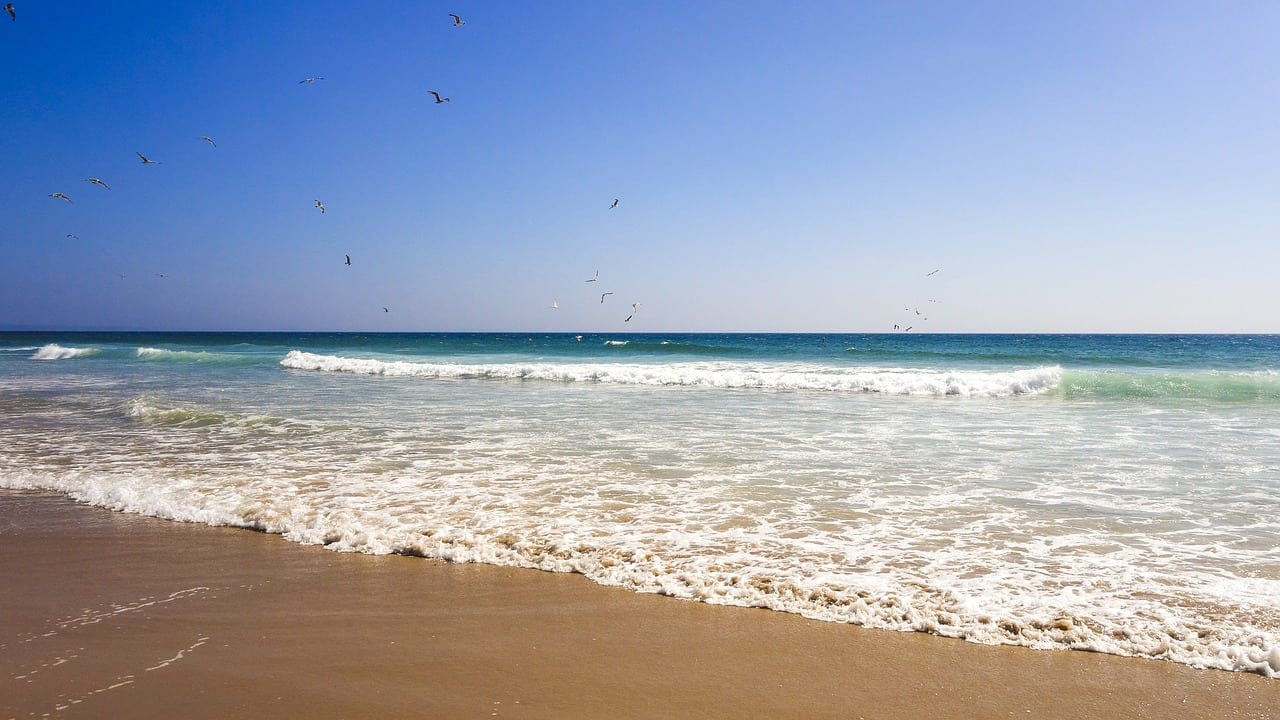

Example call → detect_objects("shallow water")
2 332 1278 676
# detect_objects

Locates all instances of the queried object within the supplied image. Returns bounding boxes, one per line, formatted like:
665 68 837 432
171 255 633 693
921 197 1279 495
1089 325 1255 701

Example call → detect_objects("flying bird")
200 136 216 147
610 198 619 209
904 326 913 332
383 307 389 313
551 299 558 309
600 292 613 304
49 192 71 203
625 302 640 322
585 270 598 283
315 199 325 214
449 13 464 26
85 177 110 190
299 77 325 84
926 268 940 277
428 90 451 104
344 254 351 266
4 4 13 22
136 152 159 164
66 234 78 240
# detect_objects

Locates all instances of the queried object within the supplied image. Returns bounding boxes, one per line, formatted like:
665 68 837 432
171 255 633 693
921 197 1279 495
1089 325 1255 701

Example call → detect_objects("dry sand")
1 489 1276 719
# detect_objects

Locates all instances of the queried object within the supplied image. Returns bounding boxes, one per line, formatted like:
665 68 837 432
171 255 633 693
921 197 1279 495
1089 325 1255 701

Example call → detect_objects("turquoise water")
2 332 1278 676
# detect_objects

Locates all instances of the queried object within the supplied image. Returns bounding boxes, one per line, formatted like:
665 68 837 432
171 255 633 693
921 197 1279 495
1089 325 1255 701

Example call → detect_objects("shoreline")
2 489 1276 719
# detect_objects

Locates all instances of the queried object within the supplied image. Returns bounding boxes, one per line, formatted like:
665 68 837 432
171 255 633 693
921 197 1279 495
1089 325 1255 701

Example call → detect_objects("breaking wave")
280 350 1059 397
30 344 101 360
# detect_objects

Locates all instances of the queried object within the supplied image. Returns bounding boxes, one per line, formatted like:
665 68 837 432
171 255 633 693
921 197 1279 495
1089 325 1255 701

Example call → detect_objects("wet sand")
1 490 1275 719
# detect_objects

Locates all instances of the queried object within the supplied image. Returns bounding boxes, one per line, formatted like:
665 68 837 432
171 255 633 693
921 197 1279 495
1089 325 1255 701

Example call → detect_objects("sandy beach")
1 490 1274 719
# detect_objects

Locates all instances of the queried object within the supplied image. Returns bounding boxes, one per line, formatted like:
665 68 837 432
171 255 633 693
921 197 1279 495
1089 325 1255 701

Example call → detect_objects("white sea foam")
30 344 100 360
136 347 248 364
280 351 1062 397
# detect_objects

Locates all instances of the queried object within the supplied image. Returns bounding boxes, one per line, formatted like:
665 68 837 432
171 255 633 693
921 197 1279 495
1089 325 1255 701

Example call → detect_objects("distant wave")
30 344 101 360
602 339 754 356
136 347 261 365
281 350 1060 397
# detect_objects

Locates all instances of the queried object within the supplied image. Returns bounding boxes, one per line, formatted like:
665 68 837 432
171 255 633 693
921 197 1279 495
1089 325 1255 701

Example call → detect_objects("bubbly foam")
280 351 1062 397
136 347 257 364
30 344 100 360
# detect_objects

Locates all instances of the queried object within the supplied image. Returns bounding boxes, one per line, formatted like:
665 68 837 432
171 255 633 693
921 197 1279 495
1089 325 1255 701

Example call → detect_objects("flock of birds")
23 5 943 332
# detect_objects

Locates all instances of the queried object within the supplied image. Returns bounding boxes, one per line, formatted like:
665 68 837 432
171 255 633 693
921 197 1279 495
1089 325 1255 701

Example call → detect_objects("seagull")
200 136 216 147
600 292 613 303
926 268 940 277
904 326 912 332
315 199 325 214
117 273 126 280
344 254 351 266
299 77 325 84
383 307 389 313
66 233 78 240
136 152 159 164
551 299 558 309
155 273 167 278
574 335 583 342
428 90 451 104
86 177 110 190
449 13 464 26
4 4 13 21
585 270 598 283
893 324 900 330
49 192 72 203
610 198 619 209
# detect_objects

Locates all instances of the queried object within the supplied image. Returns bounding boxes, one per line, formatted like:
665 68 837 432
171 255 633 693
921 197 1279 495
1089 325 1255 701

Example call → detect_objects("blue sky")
3 1 1278 332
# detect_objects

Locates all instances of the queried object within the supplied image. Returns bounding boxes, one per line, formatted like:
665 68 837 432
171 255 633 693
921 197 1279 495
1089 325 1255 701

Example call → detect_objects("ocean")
2 332 1277 677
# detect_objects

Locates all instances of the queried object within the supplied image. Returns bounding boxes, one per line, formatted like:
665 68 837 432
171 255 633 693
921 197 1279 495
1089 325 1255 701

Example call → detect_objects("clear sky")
3 1 1278 333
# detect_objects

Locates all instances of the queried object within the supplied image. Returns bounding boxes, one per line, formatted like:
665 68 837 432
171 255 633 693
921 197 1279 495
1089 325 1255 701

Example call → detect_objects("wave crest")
280 351 1060 397
30 344 100 360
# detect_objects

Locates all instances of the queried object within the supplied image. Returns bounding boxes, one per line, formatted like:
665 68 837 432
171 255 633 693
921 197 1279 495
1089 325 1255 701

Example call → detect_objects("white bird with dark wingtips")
4 4 13 22
449 13 464 26
136 152 159 165
551 299 558 309
610 198 619 209
49 192 72 203
66 234 78 240
86 177 110 190
345 254 351 266
585 270 598 283
600 292 613 304
200 136 216 147
315 199 325 214
926 268 940 277
625 302 640 322
428 90 451 104
299 77 325 84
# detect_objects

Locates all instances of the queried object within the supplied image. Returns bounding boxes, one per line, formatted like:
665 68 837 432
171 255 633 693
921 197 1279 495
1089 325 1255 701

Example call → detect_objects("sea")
2 332 1278 677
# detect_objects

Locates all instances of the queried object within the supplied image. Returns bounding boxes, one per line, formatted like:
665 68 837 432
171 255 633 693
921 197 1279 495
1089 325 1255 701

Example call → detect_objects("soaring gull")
315 199 326 214
136 152 159 165
428 90 451 104
200 136 217 147
86 177 110 190
600 292 613 304
4 4 13 22
49 192 72 203
299 77 325 84
449 13 464 26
